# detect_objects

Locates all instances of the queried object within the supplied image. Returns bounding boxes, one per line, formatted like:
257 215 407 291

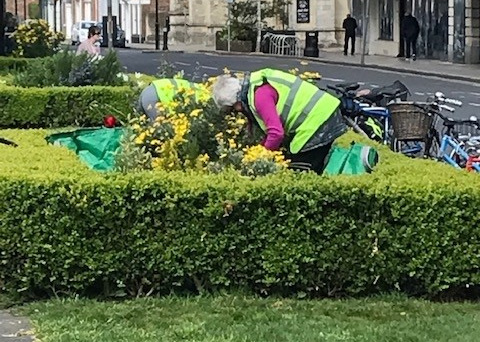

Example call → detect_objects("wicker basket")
388 102 433 140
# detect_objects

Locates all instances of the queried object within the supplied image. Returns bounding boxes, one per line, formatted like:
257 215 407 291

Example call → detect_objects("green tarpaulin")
46 127 124 171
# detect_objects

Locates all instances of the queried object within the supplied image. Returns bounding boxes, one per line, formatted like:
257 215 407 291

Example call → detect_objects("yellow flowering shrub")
122 76 290 177
13 19 64 58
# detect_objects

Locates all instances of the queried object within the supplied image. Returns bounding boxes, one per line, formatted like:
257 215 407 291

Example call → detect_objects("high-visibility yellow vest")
247 69 340 154
151 78 207 103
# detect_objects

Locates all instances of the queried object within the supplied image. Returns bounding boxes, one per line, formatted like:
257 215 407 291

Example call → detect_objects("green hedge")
0 85 135 128
1 129 480 299
0 57 32 74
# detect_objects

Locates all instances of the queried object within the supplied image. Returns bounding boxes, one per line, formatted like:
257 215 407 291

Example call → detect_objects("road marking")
370 84 379 88
414 92 425 96
469 103 480 107
175 62 191 66
322 77 345 82
201 66 218 70
470 92 480 96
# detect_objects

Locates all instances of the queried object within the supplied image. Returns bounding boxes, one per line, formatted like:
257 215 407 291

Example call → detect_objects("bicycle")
389 92 463 158
434 112 480 171
326 81 410 145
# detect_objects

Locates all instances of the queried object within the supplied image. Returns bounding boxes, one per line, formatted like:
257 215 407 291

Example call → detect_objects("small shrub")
12 19 64 58
0 56 32 74
13 49 126 87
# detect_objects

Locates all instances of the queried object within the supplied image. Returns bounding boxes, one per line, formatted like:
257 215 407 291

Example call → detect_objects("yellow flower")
228 139 237 149
190 109 203 117
198 153 210 163
134 132 147 144
236 118 246 125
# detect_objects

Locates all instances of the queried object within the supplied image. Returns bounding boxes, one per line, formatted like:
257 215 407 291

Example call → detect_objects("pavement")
128 42 480 83
0 311 34 342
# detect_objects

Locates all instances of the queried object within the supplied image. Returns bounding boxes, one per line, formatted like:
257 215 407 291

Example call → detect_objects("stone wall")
169 0 225 46
465 0 480 63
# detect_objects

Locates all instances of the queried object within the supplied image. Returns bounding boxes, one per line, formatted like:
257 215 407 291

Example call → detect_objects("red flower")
103 115 117 128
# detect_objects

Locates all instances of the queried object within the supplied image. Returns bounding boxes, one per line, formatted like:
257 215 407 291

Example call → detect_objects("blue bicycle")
428 110 480 171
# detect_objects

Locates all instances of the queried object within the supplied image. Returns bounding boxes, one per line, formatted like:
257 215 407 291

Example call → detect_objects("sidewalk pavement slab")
128 42 480 83
0 311 34 342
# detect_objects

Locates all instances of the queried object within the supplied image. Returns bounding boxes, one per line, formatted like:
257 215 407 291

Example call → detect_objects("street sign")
297 0 310 24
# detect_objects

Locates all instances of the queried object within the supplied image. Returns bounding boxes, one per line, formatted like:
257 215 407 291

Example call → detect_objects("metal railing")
261 32 302 57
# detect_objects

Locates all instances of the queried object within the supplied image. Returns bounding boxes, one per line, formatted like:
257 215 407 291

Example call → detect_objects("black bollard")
304 31 319 57
162 16 170 51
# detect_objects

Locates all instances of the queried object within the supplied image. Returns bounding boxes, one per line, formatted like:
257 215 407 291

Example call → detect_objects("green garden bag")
46 127 124 171
324 142 379 175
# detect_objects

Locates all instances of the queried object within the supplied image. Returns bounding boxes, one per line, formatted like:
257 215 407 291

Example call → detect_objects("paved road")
117 49 480 119
0 311 33 342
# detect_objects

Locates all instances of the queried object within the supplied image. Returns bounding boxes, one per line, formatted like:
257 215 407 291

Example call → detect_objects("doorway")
399 0 449 60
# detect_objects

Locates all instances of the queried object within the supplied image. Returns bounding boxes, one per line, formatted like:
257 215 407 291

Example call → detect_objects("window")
379 0 394 40
352 0 364 37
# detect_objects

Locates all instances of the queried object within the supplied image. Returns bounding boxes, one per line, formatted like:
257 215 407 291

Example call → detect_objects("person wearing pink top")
76 26 101 56
211 69 346 174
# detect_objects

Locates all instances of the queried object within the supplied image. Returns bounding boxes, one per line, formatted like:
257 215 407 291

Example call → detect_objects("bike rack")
262 33 302 57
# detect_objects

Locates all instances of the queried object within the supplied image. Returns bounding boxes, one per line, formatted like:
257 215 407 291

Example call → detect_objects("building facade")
39 0 169 42
167 0 480 64
6 0 39 22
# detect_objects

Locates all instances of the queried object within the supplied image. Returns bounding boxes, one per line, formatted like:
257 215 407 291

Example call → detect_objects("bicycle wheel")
424 129 441 159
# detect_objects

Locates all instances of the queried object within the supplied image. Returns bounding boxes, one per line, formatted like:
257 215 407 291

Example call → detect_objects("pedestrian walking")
211 68 347 174
76 26 101 56
342 14 357 56
401 11 420 61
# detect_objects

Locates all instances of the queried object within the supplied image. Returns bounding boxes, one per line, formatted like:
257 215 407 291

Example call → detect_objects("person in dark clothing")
401 11 420 61
342 14 357 56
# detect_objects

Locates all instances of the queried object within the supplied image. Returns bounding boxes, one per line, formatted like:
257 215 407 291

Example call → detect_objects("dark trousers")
344 35 355 55
405 37 417 58
288 143 333 175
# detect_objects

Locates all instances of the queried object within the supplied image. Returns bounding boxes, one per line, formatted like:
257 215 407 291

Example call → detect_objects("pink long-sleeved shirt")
253 84 285 150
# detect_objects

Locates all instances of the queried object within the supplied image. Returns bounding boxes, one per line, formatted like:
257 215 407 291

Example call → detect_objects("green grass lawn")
17 295 480 342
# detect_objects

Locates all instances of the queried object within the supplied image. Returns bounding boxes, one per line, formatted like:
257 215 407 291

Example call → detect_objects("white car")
71 21 97 45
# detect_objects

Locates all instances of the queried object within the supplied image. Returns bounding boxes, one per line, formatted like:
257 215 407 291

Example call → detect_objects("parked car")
71 21 97 45
96 22 126 48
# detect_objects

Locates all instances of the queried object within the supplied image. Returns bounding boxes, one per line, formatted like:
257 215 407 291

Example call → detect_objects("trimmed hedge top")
1 128 479 188
0 129 94 179
0 85 134 128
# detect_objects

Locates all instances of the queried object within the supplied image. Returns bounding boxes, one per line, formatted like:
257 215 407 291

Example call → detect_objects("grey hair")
212 75 242 108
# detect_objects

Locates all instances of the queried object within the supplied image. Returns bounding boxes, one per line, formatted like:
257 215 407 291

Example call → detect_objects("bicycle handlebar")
326 84 375 105
444 98 463 106
438 104 456 112
434 92 463 107
430 108 480 128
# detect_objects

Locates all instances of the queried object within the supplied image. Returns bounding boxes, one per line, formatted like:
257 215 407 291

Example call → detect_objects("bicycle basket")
388 102 433 140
